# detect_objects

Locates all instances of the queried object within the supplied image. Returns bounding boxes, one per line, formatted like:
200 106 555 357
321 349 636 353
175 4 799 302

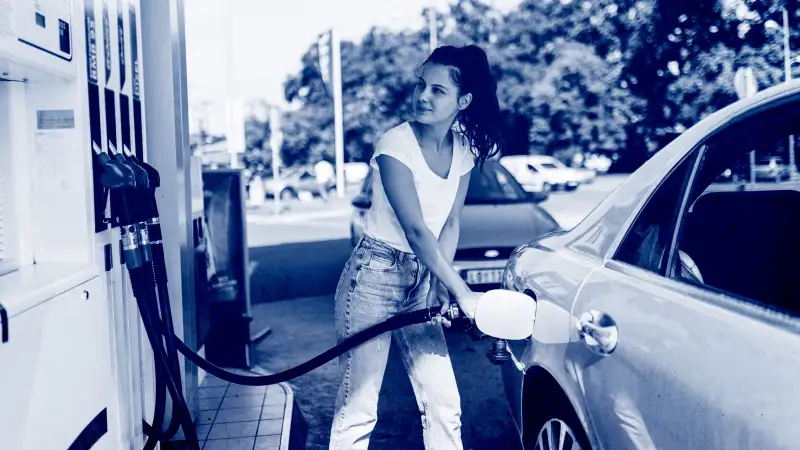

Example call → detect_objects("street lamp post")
767 8 799 178
783 8 792 83
428 8 438 54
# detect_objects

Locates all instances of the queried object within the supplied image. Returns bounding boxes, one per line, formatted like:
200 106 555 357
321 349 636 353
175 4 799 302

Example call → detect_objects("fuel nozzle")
96 146 147 268
487 338 512 365
112 146 154 263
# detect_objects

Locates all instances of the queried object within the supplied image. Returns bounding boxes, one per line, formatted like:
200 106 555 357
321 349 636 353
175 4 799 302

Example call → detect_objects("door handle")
576 310 618 355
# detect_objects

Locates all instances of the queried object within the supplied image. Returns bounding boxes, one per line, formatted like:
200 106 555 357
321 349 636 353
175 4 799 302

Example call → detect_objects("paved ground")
250 297 521 450
194 374 290 450
243 175 627 448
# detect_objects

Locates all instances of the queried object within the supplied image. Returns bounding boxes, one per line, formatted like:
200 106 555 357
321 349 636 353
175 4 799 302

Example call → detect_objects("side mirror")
474 289 536 340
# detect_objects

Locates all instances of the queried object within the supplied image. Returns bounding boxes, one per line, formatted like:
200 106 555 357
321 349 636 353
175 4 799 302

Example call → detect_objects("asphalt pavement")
244 174 627 449
250 296 521 450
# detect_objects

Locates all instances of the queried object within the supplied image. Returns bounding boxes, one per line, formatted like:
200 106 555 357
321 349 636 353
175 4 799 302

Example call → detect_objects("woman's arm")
427 172 470 318
437 171 470 263
377 155 471 299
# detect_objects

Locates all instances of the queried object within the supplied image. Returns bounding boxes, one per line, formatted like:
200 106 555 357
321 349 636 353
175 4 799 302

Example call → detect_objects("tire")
523 393 591 450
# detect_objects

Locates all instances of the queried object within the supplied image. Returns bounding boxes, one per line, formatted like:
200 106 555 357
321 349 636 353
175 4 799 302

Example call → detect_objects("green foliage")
527 40 645 161
277 0 799 170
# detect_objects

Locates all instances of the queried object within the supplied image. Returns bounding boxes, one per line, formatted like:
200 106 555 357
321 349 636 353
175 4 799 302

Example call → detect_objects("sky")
184 0 521 134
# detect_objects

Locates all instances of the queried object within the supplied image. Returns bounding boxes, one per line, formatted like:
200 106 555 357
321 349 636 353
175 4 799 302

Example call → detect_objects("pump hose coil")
129 203 464 449
132 252 459 449
172 307 448 385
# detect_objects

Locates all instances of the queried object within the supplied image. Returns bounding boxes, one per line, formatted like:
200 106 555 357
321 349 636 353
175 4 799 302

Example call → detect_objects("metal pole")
784 8 792 82
331 28 345 198
225 1 240 169
783 8 797 178
428 8 438 54
270 105 283 209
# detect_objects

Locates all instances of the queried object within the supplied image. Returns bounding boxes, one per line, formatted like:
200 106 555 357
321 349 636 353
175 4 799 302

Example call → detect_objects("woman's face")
413 62 470 126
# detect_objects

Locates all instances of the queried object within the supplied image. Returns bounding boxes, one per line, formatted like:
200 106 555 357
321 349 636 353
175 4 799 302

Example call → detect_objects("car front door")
567 101 800 450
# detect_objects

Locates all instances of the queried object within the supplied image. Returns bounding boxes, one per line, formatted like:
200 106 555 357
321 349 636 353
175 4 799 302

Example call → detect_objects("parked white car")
583 153 613 173
493 155 551 202
501 155 592 191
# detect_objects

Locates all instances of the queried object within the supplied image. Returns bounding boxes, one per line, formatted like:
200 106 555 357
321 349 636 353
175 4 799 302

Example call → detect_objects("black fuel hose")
170 306 448 386
132 247 458 449
130 264 200 450
149 238 184 439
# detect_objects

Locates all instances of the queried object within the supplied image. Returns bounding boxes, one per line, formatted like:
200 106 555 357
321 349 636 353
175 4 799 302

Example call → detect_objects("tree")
526 40 645 161
277 0 798 172
281 27 429 166
477 0 646 161
620 0 796 160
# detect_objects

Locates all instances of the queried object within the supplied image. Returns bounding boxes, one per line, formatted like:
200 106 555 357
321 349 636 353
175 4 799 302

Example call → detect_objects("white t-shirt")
365 121 475 253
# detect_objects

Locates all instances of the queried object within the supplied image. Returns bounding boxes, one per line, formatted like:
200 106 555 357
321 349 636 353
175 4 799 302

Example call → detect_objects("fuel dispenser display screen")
4 0 73 61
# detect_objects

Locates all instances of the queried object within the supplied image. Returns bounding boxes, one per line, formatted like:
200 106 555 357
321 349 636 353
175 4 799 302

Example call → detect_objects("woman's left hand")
427 279 453 327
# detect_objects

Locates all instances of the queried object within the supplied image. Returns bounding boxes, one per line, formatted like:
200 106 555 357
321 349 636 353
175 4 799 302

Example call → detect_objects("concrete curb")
247 366 307 450
279 382 293 450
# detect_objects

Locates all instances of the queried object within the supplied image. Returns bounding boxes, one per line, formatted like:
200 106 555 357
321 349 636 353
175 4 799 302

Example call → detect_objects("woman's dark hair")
423 44 503 168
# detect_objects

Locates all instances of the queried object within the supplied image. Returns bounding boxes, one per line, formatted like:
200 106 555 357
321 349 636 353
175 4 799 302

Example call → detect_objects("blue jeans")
329 235 463 450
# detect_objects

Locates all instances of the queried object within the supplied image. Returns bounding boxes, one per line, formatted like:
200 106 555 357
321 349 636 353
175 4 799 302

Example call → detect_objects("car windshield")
465 163 528 204
539 162 561 170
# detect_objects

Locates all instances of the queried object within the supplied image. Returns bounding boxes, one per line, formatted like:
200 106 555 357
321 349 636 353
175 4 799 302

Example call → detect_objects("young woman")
329 44 504 450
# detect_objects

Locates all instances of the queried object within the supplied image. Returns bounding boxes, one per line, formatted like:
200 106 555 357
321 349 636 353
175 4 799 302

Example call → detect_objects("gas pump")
0 0 132 448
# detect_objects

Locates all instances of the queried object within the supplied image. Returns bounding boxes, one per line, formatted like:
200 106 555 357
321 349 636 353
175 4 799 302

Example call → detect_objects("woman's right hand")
454 288 482 321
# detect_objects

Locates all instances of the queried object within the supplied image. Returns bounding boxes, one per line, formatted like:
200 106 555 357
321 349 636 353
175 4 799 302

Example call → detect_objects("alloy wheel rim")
534 418 582 450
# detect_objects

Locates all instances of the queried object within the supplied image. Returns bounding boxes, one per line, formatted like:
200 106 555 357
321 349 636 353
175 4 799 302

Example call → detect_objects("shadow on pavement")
249 239 352 303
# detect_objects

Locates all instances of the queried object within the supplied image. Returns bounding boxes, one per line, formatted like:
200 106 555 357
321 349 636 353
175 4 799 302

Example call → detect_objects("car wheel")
523 390 591 450
531 418 587 450
280 188 297 201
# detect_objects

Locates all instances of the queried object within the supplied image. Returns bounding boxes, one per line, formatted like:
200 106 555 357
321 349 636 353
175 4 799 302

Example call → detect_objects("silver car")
350 160 561 290
495 80 800 449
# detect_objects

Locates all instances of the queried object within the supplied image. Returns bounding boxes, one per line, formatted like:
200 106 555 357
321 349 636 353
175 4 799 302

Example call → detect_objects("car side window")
669 103 800 314
526 164 539 173
612 152 697 275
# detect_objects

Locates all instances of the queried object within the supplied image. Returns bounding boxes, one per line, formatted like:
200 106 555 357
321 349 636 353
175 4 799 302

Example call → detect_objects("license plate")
465 269 504 285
